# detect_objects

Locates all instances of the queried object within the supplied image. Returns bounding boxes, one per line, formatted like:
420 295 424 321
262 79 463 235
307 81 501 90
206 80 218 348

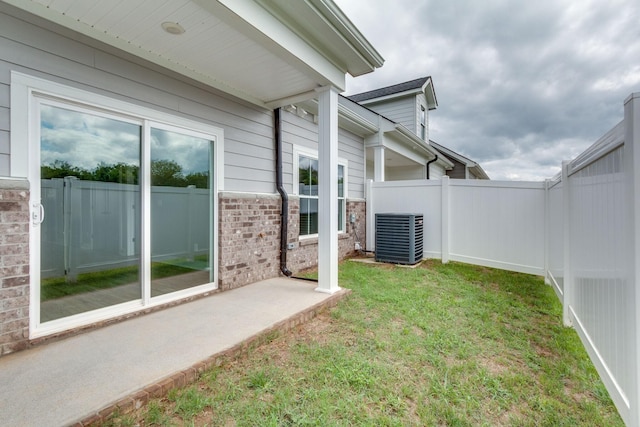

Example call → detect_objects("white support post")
365 179 375 252
561 160 572 327
373 146 385 182
624 92 640 427
315 86 340 294
441 176 450 263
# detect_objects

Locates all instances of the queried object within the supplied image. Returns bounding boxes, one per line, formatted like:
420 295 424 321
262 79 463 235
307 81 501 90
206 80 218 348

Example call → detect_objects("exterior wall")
287 198 365 273
445 157 467 179
281 109 365 199
218 193 281 291
0 6 370 354
0 180 30 356
428 162 446 179
218 194 365 288
386 165 425 181
0 7 274 191
365 97 415 133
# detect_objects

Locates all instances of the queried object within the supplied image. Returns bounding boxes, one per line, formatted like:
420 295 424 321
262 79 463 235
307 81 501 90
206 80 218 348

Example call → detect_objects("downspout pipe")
274 108 293 277
426 155 438 179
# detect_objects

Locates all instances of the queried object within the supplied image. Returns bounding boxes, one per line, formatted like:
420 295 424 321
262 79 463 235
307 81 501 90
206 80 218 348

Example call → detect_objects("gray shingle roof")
347 76 430 102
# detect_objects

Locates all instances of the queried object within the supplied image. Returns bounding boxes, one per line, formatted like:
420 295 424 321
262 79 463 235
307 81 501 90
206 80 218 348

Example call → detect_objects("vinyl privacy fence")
366 92 640 426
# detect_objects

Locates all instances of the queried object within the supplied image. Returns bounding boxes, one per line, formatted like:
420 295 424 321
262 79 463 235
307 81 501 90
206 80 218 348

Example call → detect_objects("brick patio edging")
75 287 352 426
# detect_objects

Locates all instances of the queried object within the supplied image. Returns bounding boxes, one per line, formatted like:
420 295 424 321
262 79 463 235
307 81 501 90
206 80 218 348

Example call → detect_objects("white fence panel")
366 179 442 258
448 180 545 275
367 179 545 275
567 143 631 418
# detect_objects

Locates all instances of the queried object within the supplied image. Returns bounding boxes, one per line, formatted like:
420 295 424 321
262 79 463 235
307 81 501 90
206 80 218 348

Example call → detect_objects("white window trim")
11 71 224 338
293 146 347 239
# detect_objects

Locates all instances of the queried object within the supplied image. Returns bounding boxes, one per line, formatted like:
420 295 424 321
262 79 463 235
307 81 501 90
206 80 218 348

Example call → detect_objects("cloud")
335 0 640 180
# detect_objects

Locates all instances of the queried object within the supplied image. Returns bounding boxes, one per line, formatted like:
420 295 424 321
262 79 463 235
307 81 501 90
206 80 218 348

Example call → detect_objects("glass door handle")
32 203 45 225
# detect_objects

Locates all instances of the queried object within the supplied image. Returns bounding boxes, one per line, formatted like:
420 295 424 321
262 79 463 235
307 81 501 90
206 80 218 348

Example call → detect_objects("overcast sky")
334 0 640 180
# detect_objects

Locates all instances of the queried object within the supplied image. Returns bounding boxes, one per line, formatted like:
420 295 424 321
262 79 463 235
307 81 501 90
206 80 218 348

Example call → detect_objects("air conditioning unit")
375 213 424 265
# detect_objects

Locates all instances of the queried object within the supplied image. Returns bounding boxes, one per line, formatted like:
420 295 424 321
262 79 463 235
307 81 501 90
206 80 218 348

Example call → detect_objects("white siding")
429 162 445 179
0 8 277 193
281 109 365 199
366 97 415 131
386 165 424 181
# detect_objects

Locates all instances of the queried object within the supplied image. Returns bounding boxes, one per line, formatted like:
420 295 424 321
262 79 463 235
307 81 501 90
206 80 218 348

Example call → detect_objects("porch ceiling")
2 0 383 108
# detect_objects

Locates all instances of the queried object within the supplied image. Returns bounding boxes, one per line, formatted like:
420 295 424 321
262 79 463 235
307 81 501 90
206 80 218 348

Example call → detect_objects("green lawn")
106 259 623 426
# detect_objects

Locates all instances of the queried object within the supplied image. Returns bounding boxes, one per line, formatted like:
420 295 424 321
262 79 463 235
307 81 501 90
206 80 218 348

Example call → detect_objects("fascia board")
358 89 420 105
422 77 438 109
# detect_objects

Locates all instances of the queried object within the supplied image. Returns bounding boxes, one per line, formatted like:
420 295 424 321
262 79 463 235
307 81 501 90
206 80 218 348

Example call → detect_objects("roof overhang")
1 0 383 109
430 140 490 179
358 76 438 110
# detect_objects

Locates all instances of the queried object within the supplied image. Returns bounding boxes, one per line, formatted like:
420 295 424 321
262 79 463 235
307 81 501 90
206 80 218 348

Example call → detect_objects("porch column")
316 86 340 294
374 146 385 182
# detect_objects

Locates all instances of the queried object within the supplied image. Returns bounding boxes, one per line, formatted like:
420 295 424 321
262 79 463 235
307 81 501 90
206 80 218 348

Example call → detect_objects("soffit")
2 0 381 108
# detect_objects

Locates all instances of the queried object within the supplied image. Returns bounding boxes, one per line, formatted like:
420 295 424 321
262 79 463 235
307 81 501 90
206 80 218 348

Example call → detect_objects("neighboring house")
429 141 490 180
0 0 384 355
294 94 453 183
348 76 488 181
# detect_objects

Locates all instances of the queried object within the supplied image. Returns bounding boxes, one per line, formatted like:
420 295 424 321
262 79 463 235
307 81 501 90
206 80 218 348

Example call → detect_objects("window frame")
293 146 347 239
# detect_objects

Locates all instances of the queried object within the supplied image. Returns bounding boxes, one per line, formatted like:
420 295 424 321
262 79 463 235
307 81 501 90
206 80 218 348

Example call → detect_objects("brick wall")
218 193 366 289
279 197 365 274
218 193 282 291
0 180 30 356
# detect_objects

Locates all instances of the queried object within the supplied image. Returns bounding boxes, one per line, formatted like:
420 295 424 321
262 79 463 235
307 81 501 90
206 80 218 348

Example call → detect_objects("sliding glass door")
34 95 218 328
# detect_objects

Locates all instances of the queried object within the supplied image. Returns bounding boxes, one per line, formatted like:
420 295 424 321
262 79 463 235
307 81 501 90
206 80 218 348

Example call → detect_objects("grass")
105 259 624 426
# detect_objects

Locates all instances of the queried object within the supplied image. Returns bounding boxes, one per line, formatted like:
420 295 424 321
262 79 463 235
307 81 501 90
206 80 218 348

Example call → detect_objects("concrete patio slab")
0 278 349 427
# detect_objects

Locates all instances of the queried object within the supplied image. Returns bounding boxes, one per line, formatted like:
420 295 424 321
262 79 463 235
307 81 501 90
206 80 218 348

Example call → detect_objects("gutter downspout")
426 155 438 179
275 108 293 277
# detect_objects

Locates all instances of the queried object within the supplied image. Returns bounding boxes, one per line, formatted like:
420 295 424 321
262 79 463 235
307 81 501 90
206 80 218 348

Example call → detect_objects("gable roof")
348 76 431 102
429 141 490 179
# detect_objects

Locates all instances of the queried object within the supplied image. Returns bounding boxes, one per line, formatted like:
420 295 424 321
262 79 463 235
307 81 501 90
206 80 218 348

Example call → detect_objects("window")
420 105 427 140
297 152 346 237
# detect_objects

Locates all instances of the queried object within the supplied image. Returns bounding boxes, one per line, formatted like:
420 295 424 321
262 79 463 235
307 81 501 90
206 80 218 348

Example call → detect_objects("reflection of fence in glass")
41 178 210 280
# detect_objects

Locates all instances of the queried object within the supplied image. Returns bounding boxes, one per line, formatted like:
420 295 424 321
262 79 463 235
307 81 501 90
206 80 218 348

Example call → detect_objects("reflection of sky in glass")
151 128 210 175
40 104 140 170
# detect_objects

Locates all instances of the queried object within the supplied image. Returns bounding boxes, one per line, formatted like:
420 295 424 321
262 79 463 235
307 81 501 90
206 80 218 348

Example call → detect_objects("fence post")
441 176 450 264
624 92 640 427
561 161 572 327
544 179 550 285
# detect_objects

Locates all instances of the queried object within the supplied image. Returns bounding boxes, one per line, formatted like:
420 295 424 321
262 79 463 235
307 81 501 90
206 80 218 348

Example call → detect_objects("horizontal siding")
0 8 278 193
281 109 365 199
429 163 446 180
386 165 424 181
368 97 415 131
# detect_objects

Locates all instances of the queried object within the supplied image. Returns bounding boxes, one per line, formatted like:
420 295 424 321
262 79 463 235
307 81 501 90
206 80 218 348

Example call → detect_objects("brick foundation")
286 198 366 273
218 193 366 287
218 193 282 290
0 180 30 357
